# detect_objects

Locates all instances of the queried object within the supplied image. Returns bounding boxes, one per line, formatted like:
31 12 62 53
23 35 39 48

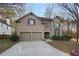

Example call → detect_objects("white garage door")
20 32 31 41
20 32 42 41
32 32 42 40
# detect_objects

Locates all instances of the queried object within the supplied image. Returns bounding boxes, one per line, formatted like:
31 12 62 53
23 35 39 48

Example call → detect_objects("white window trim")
54 22 60 28
28 18 35 26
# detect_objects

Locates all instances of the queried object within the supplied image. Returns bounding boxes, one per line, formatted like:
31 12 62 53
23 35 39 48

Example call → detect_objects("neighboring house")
15 12 76 41
0 18 12 35
0 12 16 33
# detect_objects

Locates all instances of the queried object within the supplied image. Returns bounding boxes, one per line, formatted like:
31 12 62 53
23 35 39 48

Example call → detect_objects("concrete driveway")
0 41 69 56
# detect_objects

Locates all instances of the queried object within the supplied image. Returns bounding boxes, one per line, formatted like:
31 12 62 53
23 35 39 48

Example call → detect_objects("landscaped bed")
47 40 77 55
0 39 16 54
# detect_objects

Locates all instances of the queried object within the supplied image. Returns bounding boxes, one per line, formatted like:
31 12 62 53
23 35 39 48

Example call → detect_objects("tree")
0 3 26 20
58 3 79 44
44 4 54 38
44 4 53 18
0 3 26 33
0 3 26 27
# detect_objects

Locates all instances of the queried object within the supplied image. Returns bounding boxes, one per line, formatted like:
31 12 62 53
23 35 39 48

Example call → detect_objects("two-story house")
15 12 76 41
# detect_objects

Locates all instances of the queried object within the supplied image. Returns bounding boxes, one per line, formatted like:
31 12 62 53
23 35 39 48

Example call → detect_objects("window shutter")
34 19 35 25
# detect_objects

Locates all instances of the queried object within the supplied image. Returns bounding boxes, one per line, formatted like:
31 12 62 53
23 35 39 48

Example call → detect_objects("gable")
15 12 38 23
15 12 53 23
17 14 43 28
53 17 61 23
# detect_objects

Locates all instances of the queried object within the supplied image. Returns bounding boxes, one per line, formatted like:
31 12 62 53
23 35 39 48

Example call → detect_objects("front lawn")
0 39 16 54
0 39 10 45
47 40 77 55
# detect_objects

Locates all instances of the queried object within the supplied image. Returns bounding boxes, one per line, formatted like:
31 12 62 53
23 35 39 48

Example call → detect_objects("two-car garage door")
20 32 42 41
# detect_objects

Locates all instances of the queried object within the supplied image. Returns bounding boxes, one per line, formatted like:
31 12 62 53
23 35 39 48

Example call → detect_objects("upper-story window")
54 22 60 28
28 18 35 25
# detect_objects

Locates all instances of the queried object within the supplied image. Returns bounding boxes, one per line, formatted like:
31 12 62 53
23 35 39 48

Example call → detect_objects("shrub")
10 33 19 42
51 35 60 40
64 35 71 41
51 35 71 41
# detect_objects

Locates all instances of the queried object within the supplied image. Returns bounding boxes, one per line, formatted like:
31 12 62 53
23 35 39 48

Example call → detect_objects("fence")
0 35 11 39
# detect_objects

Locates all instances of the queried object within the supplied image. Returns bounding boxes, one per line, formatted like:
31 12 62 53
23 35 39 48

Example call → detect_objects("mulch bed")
47 40 76 55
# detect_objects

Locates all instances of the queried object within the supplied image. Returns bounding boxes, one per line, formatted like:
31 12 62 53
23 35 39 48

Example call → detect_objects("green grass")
0 39 10 45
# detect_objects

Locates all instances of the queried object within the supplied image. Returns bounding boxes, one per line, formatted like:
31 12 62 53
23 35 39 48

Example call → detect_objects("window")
28 18 35 25
54 30 60 36
54 22 60 28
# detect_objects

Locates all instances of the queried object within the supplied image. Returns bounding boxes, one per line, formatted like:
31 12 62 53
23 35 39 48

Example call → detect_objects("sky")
25 3 47 17
25 3 70 19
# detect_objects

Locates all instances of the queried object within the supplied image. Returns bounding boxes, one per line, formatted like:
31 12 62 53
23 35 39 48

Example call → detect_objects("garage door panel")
32 32 42 40
20 32 31 41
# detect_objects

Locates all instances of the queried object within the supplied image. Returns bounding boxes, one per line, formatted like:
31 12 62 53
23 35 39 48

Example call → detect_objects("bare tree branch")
58 3 79 44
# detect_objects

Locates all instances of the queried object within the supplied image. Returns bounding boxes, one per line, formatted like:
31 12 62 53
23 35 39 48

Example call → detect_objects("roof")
0 18 11 26
53 16 73 23
15 12 53 23
37 16 53 21
54 16 65 22
16 12 74 23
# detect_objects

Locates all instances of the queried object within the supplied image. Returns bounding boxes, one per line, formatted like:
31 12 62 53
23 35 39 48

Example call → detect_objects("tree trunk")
76 22 79 44
49 21 52 38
